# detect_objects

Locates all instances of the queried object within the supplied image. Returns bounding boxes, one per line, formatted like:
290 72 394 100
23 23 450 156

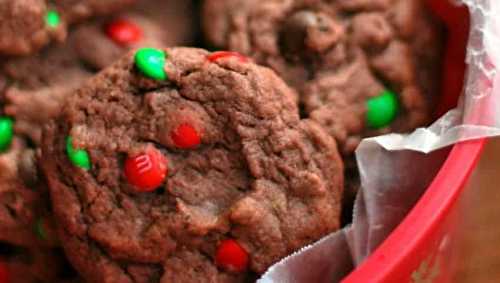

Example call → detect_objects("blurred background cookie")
0 0 136 56
203 0 444 155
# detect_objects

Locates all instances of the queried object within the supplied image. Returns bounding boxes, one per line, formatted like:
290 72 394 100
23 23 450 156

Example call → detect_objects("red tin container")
342 2 487 282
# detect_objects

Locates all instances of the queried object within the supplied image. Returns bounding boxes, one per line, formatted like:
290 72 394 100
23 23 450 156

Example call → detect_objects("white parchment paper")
259 0 500 281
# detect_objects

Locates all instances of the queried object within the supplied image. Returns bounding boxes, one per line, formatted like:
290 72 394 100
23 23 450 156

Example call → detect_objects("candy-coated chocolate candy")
0 117 13 152
124 148 168 192
215 239 249 273
45 10 61 28
366 90 399 129
66 137 91 170
171 124 201 149
134 48 167 81
207 51 248 63
106 19 142 46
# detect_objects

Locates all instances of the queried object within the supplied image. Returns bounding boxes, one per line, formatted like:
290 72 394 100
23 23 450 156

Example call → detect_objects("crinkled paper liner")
258 0 500 282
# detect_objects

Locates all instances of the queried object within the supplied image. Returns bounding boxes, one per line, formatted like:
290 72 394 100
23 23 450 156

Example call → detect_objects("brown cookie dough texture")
0 137 43 246
0 0 193 250
0 0 136 56
72 0 196 70
2 2 196 282
1 41 92 145
52 0 136 22
42 47 344 282
0 123 65 282
0 243 80 283
2 0 193 145
0 28 91 254
0 101 59 253
203 0 444 155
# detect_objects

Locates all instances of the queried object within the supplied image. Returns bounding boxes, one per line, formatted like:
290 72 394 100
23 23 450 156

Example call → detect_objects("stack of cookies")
0 0 444 282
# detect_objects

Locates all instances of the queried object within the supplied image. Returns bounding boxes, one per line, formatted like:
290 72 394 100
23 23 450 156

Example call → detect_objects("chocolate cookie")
0 243 80 283
203 0 444 154
0 114 60 252
1 40 92 145
0 1 192 248
72 0 196 70
0 36 86 252
0 79 57 249
0 137 48 247
0 0 135 56
2 0 193 146
42 47 344 282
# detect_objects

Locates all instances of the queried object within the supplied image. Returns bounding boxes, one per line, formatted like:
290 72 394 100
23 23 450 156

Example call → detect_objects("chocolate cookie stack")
0 0 444 282
0 1 196 282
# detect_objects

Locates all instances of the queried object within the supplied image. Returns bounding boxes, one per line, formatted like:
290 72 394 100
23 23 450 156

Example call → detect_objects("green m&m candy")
45 10 61 28
134 48 168 81
366 90 399 129
66 136 91 170
0 117 13 152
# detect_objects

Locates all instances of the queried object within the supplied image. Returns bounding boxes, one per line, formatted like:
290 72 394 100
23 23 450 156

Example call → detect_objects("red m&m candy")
124 148 167 192
215 239 249 273
106 19 142 46
207 51 248 63
171 123 201 149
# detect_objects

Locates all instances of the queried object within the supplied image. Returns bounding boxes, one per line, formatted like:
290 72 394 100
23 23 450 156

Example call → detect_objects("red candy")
124 148 167 192
171 124 201 149
207 51 248 63
106 19 142 46
215 239 249 273
0 260 8 283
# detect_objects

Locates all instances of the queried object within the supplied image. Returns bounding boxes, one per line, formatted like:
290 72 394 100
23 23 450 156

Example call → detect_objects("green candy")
34 218 48 241
66 136 91 170
45 10 61 28
366 90 399 129
0 117 13 152
134 48 168 81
